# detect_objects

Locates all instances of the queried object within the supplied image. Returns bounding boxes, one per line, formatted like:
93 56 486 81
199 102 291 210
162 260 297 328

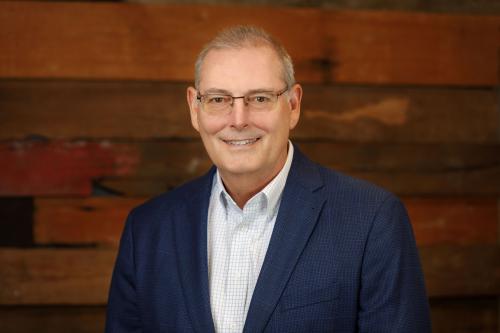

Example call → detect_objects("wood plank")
0 245 497 304
0 3 497 85
34 197 143 246
429 297 498 333
101 141 500 196
0 198 33 246
0 80 497 142
404 198 498 246
2 141 499 196
0 306 105 333
4 0 500 15
0 141 139 196
420 245 500 298
0 249 116 305
127 0 500 16
33 197 498 246
0 299 496 333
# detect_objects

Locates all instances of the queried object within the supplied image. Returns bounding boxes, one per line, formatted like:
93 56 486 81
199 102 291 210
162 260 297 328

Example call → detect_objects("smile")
222 138 260 146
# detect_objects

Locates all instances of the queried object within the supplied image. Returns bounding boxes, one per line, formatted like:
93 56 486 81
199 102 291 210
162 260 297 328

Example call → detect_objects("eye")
249 94 272 103
207 95 229 104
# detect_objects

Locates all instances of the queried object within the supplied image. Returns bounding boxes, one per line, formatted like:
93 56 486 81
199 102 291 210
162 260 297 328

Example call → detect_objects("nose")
229 98 249 130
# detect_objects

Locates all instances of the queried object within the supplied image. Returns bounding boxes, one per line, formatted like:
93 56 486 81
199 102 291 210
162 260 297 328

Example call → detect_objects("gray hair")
194 25 295 90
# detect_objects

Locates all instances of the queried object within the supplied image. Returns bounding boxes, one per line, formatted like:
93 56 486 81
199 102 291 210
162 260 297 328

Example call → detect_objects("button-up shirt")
207 142 294 333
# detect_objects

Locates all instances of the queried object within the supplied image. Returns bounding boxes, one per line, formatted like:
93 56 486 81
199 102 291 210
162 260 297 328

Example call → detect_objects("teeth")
224 138 258 146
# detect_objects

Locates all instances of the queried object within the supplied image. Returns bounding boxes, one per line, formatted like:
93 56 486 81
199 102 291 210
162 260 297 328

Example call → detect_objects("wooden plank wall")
0 1 499 332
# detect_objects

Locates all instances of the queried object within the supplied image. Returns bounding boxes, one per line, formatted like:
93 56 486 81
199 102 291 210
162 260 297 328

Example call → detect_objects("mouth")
222 137 260 146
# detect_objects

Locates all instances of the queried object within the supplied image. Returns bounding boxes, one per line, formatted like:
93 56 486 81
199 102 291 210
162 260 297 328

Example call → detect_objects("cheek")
198 116 227 135
253 111 291 135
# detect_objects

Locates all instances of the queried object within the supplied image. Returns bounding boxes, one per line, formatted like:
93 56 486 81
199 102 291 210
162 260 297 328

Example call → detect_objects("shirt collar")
213 141 294 216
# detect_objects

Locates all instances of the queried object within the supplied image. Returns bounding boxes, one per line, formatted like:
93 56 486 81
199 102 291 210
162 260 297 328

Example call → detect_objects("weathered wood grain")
405 198 498 246
33 197 498 246
0 299 497 333
0 141 139 196
3 0 500 15
0 2 497 85
420 245 500 298
429 297 498 333
0 80 497 142
2 141 499 196
99 141 500 196
34 197 144 246
0 249 116 305
0 306 105 333
0 245 497 304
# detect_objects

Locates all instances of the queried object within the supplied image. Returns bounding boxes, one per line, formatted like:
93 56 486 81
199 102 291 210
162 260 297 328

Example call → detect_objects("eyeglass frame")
196 86 289 113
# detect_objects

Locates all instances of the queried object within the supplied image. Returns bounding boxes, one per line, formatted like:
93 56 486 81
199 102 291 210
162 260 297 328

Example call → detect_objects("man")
106 26 431 332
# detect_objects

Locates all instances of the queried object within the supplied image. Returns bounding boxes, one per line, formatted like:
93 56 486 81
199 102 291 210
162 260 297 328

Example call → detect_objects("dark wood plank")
0 80 193 140
101 141 500 196
33 197 498 246
0 198 33 246
420 245 500 298
0 246 497 304
0 249 116 305
0 306 105 333
2 141 498 196
430 297 498 333
0 3 497 85
0 80 497 142
4 0 500 15
300 85 498 143
0 141 139 196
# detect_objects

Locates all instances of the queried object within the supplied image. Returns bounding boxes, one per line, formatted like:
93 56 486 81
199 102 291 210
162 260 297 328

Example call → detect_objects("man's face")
187 46 301 183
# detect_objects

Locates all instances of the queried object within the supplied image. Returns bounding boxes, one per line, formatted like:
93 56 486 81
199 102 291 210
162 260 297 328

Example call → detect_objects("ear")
187 86 201 132
287 83 302 130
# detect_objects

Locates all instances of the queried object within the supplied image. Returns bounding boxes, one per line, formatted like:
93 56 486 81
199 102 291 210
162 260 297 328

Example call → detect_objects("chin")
219 163 259 176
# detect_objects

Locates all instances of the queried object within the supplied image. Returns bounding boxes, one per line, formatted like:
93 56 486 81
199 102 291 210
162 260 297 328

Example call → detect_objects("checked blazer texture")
106 145 431 333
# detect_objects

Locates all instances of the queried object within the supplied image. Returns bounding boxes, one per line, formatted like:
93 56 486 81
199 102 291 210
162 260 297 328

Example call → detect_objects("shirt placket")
222 205 252 333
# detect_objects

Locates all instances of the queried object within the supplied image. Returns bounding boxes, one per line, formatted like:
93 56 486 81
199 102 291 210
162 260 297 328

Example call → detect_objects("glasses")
197 86 289 115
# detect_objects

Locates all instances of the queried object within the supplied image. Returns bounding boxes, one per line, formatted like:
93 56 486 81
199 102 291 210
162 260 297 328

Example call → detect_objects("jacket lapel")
244 148 326 333
174 168 216 333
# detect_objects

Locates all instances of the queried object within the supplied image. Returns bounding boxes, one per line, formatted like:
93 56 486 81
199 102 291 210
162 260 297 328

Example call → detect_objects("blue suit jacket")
106 146 431 332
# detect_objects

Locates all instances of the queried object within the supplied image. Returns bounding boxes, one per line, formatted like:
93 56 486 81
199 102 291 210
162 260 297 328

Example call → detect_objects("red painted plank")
0 141 139 196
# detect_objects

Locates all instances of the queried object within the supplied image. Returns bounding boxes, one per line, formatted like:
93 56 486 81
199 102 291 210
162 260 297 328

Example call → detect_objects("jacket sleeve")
358 195 431 332
105 212 142 333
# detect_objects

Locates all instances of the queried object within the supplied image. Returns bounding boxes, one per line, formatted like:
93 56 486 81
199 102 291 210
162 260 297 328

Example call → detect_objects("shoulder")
291 145 395 207
127 168 214 226
318 164 394 205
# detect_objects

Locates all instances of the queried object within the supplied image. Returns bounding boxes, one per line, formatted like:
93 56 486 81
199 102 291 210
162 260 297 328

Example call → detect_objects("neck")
220 150 289 209
219 142 291 209
220 172 275 209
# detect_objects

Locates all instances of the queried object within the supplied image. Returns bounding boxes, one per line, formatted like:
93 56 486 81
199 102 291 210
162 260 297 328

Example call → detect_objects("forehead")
199 46 284 92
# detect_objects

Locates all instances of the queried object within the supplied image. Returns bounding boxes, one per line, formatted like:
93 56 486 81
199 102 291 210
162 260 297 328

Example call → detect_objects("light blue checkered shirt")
207 142 294 333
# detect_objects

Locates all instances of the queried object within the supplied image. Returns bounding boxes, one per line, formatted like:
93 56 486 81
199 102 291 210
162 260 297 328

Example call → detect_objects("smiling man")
106 26 431 333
